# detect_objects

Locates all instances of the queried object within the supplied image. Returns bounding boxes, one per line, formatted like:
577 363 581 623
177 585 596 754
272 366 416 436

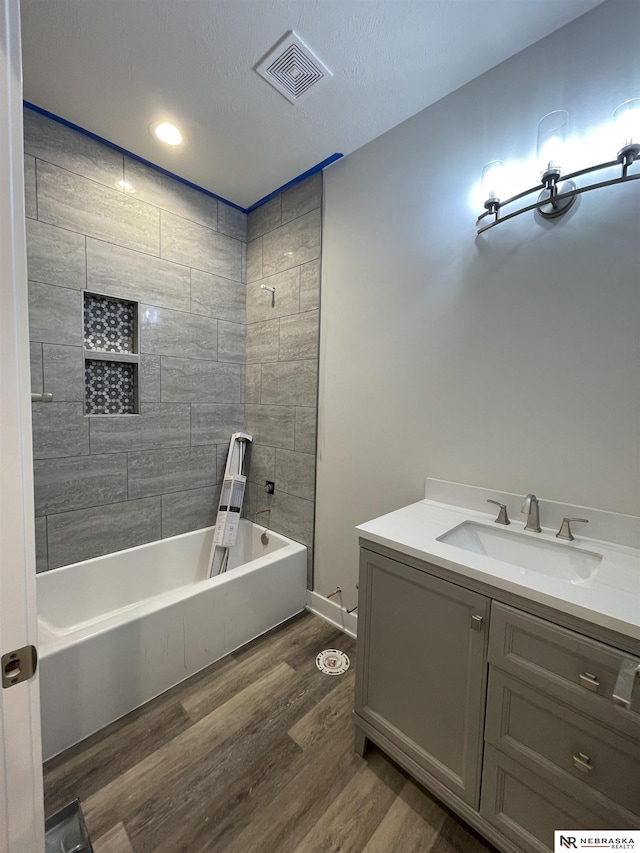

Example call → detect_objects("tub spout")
254 508 271 544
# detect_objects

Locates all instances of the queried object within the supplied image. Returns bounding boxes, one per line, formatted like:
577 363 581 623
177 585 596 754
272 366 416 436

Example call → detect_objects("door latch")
2 645 38 688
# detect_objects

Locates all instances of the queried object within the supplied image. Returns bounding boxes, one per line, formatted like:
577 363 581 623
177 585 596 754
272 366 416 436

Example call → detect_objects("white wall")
315 0 640 606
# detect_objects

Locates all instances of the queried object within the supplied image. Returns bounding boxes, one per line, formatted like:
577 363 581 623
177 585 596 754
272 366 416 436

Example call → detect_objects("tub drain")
316 649 350 675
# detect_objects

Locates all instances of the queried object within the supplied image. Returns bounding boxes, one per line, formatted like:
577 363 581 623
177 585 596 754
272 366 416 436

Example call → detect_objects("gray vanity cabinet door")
355 548 490 808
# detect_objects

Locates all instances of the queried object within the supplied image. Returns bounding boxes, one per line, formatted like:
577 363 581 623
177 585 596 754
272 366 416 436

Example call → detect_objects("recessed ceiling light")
116 179 135 191
151 121 183 146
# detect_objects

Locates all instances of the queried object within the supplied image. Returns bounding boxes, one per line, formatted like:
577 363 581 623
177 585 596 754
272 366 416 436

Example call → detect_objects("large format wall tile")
32 402 89 459
217 203 247 242
24 154 37 219
34 454 127 516
218 321 245 363
87 239 190 312
190 403 245 445
241 241 247 285
127 446 219 499
161 486 221 538
89 403 191 453
30 342 43 395
160 357 243 403
262 209 321 276
26 219 86 289
275 449 316 501
246 319 279 364
46 498 161 569
140 306 218 360
161 211 241 281
247 196 281 242
279 311 318 360
246 267 300 324
37 161 160 255
245 364 261 404
28 282 82 346
216 443 230 481
124 157 217 230
42 344 84 402
35 517 48 573
269 492 314 547
281 173 322 225
247 444 276 485
246 238 262 283
261 361 317 407
295 407 317 453
299 260 320 313
24 109 124 189
190 269 245 324
246 405 295 449
140 355 161 402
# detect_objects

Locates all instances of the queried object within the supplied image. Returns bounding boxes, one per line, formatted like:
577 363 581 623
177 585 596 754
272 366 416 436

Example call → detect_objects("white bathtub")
37 520 307 760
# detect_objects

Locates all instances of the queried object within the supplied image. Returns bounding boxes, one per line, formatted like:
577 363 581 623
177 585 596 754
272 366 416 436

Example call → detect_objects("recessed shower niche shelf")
82 291 140 416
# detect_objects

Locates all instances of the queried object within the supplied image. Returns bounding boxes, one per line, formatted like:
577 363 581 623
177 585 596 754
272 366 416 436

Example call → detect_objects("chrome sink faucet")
521 494 541 532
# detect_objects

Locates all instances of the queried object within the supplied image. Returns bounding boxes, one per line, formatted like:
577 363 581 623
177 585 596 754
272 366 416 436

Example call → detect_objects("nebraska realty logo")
555 832 640 851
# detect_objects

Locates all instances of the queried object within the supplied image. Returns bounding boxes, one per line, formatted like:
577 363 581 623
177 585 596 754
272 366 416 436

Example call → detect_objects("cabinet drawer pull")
471 614 483 631
579 672 600 693
572 752 593 774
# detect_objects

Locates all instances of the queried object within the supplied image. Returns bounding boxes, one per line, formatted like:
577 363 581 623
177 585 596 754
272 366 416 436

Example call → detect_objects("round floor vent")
316 649 350 675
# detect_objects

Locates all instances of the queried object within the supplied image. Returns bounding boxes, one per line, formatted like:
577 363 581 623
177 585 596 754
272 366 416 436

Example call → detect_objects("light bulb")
151 121 183 146
537 110 568 177
481 160 504 208
612 98 640 149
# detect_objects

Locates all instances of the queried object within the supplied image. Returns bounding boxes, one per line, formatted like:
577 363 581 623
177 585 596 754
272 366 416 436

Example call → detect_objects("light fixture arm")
477 153 640 234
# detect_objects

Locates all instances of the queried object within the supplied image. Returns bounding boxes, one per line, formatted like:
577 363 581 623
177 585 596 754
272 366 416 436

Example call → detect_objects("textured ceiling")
20 0 604 209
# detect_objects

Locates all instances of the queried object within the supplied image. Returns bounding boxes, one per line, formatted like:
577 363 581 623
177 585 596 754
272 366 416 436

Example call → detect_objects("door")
0 2 45 851
355 548 490 807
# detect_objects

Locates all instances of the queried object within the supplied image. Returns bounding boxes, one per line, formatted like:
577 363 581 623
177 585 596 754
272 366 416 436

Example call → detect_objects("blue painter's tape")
23 101 343 214
23 101 246 211
246 153 343 213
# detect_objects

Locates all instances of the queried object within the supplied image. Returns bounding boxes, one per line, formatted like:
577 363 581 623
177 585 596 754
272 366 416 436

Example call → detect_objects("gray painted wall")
26 110 247 571
245 175 322 585
316 1 640 607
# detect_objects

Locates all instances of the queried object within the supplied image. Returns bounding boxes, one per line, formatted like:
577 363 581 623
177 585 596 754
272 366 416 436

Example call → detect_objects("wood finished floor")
43 612 498 853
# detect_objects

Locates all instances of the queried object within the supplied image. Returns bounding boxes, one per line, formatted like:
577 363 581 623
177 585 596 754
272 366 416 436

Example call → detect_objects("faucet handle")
556 517 589 541
487 500 510 525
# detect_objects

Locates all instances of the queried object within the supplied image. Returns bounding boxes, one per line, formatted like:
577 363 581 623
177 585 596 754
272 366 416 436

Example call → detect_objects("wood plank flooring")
43 612 497 853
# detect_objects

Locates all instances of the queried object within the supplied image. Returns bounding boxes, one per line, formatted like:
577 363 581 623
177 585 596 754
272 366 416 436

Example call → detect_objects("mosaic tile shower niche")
84 292 135 353
83 291 140 415
85 360 136 415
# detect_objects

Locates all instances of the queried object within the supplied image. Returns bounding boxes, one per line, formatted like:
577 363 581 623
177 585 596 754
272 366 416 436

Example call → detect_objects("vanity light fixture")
477 99 640 234
151 121 183 146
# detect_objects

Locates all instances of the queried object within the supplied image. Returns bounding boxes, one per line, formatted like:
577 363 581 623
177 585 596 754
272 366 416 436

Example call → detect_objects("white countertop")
357 498 640 643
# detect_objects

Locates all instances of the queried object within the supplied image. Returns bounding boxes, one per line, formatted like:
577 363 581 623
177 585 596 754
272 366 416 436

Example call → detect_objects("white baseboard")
306 590 358 639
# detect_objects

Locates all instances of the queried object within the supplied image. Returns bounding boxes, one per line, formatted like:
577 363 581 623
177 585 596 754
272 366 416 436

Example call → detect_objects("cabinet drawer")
485 668 640 825
489 603 640 740
481 745 618 853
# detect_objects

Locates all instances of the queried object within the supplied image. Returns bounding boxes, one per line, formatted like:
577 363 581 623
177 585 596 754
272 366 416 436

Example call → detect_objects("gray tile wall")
25 109 321 584
244 173 321 585
25 110 247 570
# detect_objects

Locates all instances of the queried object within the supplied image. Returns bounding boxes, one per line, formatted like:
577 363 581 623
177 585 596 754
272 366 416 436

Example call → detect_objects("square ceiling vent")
255 31 332 105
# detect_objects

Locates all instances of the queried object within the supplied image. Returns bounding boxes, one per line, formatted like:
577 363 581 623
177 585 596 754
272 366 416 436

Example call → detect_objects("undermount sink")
436 521 602 584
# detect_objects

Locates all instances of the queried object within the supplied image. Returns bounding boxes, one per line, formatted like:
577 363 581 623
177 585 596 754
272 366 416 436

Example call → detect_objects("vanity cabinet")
354 549 490 806
354 543 640 853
